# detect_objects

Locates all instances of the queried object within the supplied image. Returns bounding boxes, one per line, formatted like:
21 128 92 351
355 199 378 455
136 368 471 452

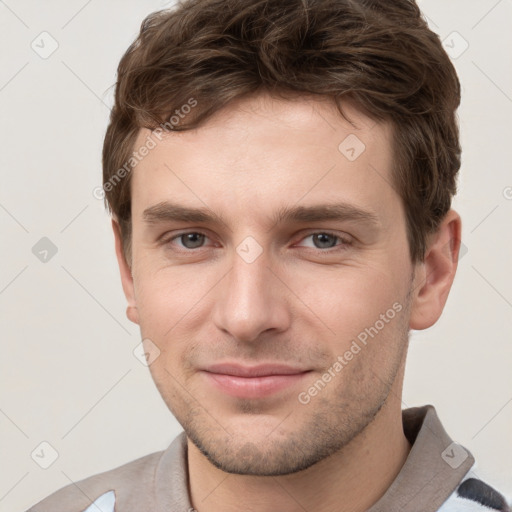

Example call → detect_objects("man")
28 0 510 511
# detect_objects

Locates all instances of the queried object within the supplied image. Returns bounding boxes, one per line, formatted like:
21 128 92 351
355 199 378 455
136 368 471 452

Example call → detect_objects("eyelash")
161 230 353 253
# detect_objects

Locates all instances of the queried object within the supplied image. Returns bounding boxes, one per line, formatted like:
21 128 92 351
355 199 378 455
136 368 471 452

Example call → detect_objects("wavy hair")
102 0 461 263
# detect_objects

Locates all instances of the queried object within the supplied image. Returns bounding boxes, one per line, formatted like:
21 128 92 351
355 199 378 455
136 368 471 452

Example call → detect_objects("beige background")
1 0 511 510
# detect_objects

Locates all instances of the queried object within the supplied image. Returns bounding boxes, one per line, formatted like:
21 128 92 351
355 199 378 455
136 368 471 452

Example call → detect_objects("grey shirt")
27 405 510 512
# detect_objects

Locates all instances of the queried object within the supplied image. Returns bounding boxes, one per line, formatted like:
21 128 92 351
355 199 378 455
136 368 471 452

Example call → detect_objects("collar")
368 405 474 512
154 405 474 511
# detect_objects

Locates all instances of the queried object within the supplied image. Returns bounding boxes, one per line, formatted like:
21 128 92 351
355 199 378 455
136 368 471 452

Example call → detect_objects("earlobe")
112 219 140 325
126 305 139 324
409 209 462 330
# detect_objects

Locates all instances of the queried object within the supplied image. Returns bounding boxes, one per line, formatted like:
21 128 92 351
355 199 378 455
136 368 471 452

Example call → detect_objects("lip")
201 363 311 399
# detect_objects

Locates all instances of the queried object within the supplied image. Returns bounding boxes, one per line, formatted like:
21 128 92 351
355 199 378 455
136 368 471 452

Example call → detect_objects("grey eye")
179 233 206 249
311 233 338 249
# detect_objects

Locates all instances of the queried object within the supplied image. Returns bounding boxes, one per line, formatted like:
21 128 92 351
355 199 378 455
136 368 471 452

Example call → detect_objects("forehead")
129 93 398 228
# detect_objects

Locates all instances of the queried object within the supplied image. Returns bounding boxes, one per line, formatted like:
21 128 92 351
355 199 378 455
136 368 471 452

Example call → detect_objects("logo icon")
442 32 469 60
338 134 366 161
236 236 263 263
441 442 469 469
32 237 58 263
31 32 59 59
133 338 161 366
31 441 59 469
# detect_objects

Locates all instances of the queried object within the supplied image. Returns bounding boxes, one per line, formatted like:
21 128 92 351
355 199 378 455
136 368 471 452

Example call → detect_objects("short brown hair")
102 0 461 263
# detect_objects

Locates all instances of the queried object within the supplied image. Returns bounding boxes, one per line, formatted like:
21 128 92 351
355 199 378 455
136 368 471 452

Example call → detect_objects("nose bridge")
212 240 289 342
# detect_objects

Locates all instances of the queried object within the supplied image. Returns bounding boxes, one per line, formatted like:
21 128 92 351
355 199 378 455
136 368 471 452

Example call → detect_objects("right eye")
167 231 211 250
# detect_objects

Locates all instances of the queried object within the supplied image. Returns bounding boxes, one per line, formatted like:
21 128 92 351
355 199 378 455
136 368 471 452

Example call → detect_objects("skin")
113 92 462 512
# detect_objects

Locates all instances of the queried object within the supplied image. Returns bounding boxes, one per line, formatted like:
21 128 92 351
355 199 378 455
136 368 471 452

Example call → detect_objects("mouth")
200 363 312 399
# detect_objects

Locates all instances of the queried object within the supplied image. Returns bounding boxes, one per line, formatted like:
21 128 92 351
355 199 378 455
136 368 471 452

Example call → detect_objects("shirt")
27 405 511 512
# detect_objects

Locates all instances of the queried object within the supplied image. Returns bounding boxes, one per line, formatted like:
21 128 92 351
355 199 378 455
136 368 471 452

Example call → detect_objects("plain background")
0 0 511 510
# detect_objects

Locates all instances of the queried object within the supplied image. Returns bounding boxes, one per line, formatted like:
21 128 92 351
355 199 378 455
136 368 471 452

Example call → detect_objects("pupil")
183 233 204 248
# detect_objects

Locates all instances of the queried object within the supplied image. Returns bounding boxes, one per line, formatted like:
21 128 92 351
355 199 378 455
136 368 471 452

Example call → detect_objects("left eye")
297 232 348 249
172 232 209 249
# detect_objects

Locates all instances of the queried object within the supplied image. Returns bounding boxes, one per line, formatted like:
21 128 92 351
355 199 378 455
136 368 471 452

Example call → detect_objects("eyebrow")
142 201 380 229
143 202 225 225
272 203 380 227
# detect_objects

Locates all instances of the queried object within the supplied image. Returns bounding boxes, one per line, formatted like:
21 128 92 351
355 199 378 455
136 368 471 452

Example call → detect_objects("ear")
112 219 140 325
409 209 462 330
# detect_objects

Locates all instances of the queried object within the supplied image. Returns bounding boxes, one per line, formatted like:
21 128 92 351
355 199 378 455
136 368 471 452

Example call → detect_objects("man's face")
123 94 417 475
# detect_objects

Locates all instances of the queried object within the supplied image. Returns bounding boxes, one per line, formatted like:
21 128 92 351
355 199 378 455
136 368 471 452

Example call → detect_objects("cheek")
295 264 406 343
134 265 198 332
133 266 217 380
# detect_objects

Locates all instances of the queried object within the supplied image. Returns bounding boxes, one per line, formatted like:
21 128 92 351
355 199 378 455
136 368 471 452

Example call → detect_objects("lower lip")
202 371 311 399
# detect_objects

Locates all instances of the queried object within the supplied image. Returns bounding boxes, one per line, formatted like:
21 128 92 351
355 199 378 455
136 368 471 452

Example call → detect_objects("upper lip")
203 363 310 377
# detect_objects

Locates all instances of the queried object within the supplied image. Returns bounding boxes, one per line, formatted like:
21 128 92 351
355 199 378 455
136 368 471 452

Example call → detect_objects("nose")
212 246 291 343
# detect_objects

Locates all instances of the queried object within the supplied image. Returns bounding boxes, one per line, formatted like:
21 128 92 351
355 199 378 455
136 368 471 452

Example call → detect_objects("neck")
187 370 411 512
